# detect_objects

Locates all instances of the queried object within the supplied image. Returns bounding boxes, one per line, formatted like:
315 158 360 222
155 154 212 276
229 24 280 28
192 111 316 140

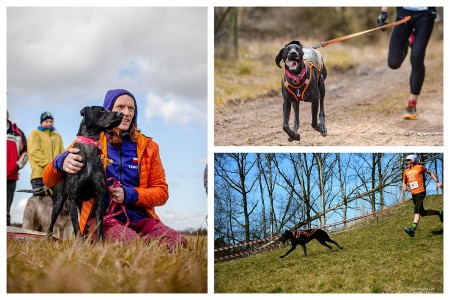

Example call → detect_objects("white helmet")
405 154 420 164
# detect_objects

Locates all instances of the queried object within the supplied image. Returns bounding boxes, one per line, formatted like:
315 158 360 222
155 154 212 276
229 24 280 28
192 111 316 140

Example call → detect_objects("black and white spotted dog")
275 40 327 141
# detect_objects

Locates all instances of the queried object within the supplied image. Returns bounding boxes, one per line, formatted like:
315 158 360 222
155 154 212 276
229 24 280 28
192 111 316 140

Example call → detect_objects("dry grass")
7 235 207 293
215 195 443 293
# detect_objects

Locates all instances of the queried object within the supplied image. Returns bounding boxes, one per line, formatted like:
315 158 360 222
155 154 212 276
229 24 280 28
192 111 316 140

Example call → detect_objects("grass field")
214 195 443 293
7 235 207 293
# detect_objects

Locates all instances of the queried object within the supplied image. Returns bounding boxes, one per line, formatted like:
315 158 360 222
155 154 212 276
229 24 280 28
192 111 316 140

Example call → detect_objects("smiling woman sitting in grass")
44 89 187 249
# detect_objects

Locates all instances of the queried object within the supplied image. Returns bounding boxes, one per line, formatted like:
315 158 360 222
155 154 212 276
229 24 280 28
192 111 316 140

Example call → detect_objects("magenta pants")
87 217 188 250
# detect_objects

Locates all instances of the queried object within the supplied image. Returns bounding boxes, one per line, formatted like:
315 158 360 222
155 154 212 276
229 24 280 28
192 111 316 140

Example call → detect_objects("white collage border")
1 0 448 299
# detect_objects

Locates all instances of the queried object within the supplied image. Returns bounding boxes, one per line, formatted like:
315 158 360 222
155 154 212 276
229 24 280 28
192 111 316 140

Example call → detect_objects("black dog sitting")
275 40 327 141
279 228 343 258
47 106 123 242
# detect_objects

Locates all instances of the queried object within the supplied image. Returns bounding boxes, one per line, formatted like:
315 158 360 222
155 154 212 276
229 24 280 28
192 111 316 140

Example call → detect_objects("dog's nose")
117 112 124 117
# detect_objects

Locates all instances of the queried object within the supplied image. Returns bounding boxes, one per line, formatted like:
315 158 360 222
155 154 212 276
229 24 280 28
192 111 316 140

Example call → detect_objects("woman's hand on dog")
63 148 83 174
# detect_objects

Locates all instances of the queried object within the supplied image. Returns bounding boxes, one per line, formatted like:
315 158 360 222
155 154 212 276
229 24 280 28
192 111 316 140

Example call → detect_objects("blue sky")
6 7 207 231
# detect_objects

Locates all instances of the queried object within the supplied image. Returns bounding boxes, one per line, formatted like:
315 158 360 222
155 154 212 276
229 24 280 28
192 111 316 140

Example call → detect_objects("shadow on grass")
431 229 443 235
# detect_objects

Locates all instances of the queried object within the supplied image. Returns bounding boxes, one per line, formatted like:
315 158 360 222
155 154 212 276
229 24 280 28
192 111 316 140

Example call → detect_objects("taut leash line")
312 16 411 49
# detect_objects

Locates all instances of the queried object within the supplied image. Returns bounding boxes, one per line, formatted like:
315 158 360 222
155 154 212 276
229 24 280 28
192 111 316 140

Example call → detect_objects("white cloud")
7 7 207 111
158 209 207 232
144 92 206 126
10 197 29 224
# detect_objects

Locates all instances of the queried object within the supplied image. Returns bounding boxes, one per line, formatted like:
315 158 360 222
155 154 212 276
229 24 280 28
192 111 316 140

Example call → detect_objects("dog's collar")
76 136 103 154
284 62 307 84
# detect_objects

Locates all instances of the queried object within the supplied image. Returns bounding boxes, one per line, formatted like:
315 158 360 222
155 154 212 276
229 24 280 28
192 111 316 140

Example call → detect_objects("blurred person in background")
7 110 28 225
27 111 64 196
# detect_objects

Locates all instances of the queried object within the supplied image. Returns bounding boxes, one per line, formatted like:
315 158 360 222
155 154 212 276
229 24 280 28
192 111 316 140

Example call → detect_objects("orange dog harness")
283 59 322 102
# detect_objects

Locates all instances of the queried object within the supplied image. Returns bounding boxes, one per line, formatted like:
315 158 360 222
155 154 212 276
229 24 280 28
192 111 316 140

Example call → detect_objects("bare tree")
214 179 240 245
214 7 239 58
256 153 278 237
256 154 267 237
214 153 259 242
312 153 340 227
334 153 357 223
273 153 317 230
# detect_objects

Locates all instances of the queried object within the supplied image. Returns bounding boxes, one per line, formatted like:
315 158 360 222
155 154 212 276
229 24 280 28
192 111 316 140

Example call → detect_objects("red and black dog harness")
292 227 319 243
283 59 322 102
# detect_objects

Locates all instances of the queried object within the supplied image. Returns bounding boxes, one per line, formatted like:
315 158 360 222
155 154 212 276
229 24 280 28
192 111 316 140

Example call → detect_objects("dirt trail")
214 55 443 147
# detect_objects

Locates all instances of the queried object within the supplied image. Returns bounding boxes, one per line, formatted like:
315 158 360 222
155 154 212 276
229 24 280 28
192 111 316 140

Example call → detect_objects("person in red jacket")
43 89 187 249
7 111 28 226
402 154 443 237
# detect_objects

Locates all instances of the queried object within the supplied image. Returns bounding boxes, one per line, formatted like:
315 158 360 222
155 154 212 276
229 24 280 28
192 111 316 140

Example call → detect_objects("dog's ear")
80 106 94 128
275 47 285 68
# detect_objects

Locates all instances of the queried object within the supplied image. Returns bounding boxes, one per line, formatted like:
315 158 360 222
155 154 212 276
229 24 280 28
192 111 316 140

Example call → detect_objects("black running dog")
275 40 327 141
47 106 123 242
279 228 343 258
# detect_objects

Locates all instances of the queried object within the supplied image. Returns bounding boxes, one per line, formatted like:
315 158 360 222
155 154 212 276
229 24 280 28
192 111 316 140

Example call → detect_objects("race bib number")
409 181 419 189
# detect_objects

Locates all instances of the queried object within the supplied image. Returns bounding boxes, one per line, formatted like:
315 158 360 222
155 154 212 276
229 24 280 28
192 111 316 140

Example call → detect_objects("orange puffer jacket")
43 131 169 235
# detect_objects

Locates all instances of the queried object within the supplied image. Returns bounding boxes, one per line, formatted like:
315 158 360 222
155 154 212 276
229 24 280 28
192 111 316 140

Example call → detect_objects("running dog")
47 106 123 242
279 228 343 258
275 40 327 141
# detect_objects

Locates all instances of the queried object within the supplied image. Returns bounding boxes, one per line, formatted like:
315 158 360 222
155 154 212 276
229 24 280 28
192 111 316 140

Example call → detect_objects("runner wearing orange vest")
402 154 443 237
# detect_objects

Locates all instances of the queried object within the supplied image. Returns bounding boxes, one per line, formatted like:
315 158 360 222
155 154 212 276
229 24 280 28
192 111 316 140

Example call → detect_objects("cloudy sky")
6 7 207 231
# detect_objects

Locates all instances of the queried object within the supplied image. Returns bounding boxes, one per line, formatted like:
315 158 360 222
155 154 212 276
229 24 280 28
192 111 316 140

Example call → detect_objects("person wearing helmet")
402 154 443 237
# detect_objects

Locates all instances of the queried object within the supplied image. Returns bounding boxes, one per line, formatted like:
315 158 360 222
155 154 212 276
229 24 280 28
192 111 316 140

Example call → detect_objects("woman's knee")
388 57 403 70
139 219 188 249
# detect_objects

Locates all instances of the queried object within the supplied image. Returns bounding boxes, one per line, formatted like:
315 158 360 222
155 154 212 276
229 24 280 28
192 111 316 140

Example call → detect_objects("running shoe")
403 104 417 120
404 227 416 237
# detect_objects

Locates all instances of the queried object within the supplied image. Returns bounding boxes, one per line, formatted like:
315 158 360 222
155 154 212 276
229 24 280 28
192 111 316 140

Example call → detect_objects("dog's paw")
288 133 300 142
312 123 327 136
